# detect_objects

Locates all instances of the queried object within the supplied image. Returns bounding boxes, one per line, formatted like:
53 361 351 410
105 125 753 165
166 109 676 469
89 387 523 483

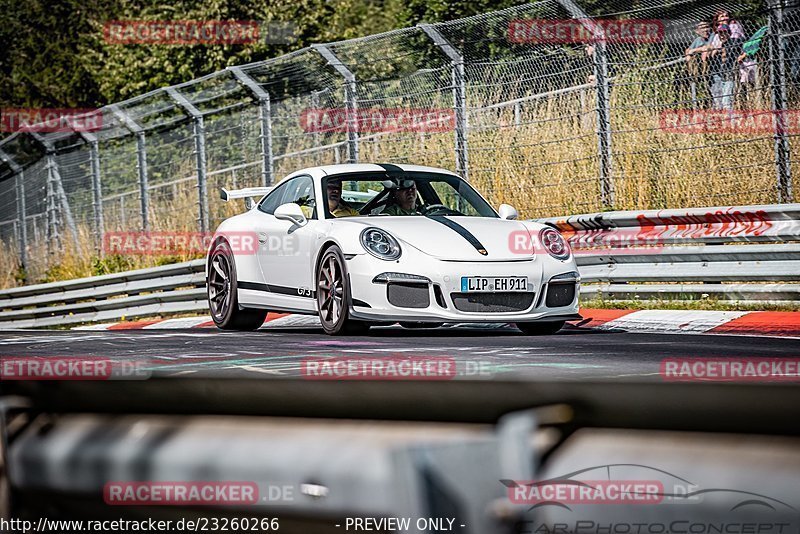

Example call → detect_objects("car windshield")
322 172 498 218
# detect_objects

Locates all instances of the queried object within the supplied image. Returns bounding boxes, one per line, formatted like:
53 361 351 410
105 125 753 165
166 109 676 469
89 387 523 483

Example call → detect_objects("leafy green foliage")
0 0 768 109
1 0 412 107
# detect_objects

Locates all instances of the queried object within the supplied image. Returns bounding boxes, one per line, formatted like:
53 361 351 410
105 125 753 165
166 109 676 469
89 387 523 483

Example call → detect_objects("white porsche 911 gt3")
206 163 580 335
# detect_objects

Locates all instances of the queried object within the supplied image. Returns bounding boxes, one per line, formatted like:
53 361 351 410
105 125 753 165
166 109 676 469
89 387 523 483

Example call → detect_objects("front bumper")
345 251 580 323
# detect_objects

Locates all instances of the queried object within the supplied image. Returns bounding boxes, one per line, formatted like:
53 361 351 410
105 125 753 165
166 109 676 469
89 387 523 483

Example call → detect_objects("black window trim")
320 171 498 219
258 174 317 219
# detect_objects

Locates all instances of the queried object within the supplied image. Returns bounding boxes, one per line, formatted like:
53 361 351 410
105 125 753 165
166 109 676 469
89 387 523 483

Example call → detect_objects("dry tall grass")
1 74 793 289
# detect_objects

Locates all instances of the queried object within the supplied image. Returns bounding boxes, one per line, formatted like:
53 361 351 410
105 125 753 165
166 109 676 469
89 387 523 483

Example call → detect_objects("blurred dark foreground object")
2 379 800 533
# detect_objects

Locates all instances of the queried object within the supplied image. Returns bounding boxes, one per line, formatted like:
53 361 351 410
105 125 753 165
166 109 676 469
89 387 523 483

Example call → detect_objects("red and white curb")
72 309 800 337
575 308 800 337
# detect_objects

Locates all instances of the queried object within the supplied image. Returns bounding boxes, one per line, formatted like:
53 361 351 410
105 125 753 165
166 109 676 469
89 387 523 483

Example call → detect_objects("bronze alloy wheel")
207 240 266 331
317 245 369 335
208 249 233 321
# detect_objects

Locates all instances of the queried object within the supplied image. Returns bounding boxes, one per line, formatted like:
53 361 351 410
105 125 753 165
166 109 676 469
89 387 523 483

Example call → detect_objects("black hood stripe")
426 215 488 256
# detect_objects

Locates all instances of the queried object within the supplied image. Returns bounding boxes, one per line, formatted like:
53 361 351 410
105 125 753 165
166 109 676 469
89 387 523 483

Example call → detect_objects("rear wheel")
516 321 565 335
317 245 370 335
208 240 267 331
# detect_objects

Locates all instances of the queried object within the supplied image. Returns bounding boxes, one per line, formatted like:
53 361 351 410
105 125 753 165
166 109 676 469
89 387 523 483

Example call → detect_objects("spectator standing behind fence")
685 21 713 107
712 10 745 40
709 24 743 110
737 25 768 107
708 10 757 105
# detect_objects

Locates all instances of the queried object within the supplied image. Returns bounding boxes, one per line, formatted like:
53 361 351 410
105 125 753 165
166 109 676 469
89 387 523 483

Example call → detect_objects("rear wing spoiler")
219 187 273 209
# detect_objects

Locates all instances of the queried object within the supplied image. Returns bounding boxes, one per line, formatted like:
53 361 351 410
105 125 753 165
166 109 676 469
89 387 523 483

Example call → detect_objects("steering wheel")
358 189 391 215
420 203 460 216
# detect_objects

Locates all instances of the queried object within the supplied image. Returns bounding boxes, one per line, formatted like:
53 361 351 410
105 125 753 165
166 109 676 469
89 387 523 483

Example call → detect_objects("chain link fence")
0 0 797 283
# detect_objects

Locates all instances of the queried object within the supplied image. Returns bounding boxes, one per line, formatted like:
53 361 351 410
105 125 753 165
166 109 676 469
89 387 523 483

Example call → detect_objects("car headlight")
540 227 570 260
360 228 402 260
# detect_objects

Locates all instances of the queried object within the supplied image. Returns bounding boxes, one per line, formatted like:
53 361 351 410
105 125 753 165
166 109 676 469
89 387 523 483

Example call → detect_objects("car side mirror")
499 204 518 220
274 202 308 226
244 197 255 210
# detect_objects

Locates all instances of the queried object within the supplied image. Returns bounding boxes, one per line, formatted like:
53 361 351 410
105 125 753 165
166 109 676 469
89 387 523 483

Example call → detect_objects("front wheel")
208 240 267 331
516 321 565 335
317 245 369 335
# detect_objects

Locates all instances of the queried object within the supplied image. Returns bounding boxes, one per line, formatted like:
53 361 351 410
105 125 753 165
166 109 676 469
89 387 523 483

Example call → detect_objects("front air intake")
545 282 576 307
387 283 430 308
449 292 535 313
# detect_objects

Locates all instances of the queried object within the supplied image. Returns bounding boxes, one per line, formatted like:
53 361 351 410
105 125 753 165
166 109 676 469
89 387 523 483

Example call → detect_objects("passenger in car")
327 178 359 218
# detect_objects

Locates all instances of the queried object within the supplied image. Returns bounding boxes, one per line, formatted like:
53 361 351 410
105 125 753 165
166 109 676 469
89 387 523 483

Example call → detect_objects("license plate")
461 276 527 292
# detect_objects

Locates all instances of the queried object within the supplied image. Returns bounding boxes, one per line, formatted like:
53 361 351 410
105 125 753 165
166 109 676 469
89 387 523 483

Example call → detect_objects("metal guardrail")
0 203 798 328
539 203 800 303
0 260 206 329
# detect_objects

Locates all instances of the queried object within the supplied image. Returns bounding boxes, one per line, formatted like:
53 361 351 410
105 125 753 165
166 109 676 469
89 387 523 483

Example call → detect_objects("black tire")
516 321 565 335
208 240 267 331
316 245 369 335
400 322 444 329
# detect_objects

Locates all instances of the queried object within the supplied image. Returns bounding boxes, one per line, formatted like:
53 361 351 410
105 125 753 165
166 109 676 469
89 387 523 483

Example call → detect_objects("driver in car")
382 180 419 216
327 179 359 218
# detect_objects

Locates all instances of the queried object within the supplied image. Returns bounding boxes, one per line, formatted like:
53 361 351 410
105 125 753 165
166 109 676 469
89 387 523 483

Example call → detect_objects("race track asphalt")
0 324 796 381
